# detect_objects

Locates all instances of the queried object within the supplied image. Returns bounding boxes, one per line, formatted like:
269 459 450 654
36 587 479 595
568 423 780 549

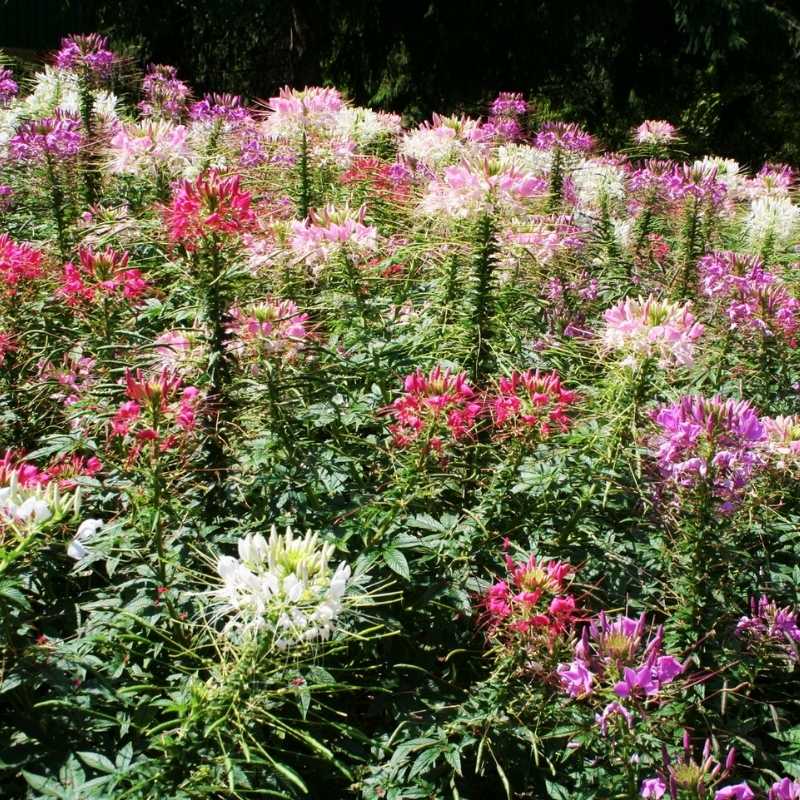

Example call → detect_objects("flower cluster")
601 295 704 368
108 120 189 178
189 93 250 123
54 33 115 76
634 120 678 146
482 550 577 649
744 195 800 254
110 369 202 449
490 369 578 439
212 526 353 647
0 234 45 297
650 395 765 512
535 121 595 152
770 778 800 799
8 113 84 162
420 161 546 218
388 367 482 453
0 469 77 529
228 299 310 365
266 86 345 134
698 251 800 342
558 613 684 729
139 64 191 120
760 415 800 470
60 246 150 306
736 595 800 664
163 171 256 249
0 68 18 105
290 204 378 268
640 733 744 799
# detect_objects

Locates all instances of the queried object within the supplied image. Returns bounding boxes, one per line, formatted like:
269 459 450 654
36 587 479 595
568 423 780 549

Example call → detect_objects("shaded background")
2 0 800 166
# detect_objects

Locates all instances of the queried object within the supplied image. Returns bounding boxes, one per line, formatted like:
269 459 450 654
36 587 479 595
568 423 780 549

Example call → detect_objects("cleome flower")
489 369 578 439
634 120 678 146
0 469 78 529
649 394 765 512
163 170 256 250
601 295 704 368
289 203 378 270
481 550 578 656
736 595 800 665
227 298 310 366
210 526 354 647
387 366 481 454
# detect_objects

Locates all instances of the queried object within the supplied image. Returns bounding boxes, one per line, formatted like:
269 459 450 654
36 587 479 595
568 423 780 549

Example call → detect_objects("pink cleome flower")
163 171 256 250
387 366 481 453
228 298 310 364
59 246 149 306
490 369 578 439
601 295 704 368
290 204 378 267
0 234 45 297
8 113 84 162
634 120 678 145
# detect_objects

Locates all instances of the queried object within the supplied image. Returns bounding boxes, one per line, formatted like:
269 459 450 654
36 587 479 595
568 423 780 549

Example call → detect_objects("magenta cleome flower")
535 121 595 152
55 33 115 76
490 369 578 439
736 595 800 663
139 64 191 120
387 366 482 453
189 93 250 123
8 114 84 162
650 394 765 512
770 778 800 799
0 68 18 105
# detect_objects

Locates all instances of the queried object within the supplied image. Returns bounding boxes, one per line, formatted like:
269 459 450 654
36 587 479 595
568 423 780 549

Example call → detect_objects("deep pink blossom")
388 366 481 452
163 171 256 250
0 68 18 105
490 369 578 439
535 121 595 152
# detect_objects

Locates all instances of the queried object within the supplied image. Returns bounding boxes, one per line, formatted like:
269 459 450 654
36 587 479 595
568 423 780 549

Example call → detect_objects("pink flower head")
736 595 800 663
0 234 45 296
557 660 593 697
267 85 344 119
535 121 595 152
8 113 84 162
290 204 378 268
761 415 800 469
55 33 115 76
139 64 191 120
490 369 578 439
388 366 481 451
59 246 149 306
108 120 190 176
601 295 704 368
163 171 256 250
228 298 310 364
0 68 18 105
770 778 800 800
421 160 547 219
714 784 754 800
595 701 634 735
640 777 666 799
490 92 528 118
634 120 678 146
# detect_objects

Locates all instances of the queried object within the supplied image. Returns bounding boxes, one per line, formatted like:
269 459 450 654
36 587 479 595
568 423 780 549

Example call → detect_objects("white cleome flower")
210 525 355 647
67 518 104 560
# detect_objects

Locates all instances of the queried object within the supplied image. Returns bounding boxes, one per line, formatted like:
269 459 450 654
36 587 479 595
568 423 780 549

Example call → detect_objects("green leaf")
77 752 116 773
382 548 410 580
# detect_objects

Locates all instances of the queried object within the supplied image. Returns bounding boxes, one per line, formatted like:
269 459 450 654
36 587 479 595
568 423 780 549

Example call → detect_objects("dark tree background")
2 0 800 166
